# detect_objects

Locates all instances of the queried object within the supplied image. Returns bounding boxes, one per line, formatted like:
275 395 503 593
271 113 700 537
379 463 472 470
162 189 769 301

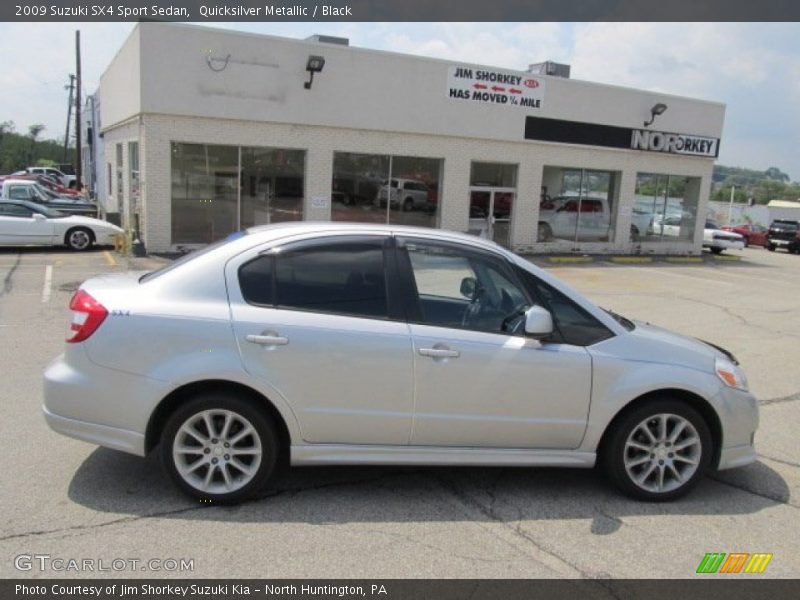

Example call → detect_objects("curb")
664 256 704 263
548 256 594 264
712 254 742 261
609 256 653 264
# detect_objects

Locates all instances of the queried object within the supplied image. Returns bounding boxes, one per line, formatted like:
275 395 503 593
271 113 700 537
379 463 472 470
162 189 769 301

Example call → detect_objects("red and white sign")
447 65 545 110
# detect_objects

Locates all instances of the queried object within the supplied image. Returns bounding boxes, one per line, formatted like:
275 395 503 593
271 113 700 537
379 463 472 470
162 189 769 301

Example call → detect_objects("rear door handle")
419 347 460 359
246 334 289 346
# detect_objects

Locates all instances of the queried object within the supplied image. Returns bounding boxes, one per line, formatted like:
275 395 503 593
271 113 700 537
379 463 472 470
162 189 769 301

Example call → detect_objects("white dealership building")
95 22 725 254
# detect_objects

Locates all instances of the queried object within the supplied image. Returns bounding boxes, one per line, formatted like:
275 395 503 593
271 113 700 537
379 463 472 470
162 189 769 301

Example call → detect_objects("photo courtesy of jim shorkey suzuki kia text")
14 584 387 597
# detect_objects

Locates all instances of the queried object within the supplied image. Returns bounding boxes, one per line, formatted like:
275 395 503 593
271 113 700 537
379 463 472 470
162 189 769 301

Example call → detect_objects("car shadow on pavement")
68 448 790 535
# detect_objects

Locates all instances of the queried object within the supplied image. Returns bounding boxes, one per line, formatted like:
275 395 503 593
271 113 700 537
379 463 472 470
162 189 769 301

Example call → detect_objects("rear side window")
516 268 613 346
274 241 388 319
239 256 274 306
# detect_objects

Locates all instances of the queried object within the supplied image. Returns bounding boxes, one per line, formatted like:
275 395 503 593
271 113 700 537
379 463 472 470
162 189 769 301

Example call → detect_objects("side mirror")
459 277 478 300
524 305 553 339
32 213 46 221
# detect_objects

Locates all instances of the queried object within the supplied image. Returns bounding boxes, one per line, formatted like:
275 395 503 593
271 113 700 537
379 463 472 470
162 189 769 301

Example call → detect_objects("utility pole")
63 74 75 162
75 30 82 191
728 185 735 226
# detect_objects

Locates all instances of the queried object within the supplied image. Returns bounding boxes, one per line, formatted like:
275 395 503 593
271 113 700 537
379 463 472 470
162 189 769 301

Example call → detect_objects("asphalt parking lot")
0 245 798 581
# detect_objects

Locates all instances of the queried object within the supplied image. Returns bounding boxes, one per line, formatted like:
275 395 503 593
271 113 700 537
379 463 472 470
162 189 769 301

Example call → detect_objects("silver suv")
44 223 758 504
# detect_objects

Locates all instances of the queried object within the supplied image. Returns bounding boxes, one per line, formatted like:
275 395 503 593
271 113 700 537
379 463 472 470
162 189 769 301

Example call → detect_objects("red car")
0 174 80 196
721 223 768 247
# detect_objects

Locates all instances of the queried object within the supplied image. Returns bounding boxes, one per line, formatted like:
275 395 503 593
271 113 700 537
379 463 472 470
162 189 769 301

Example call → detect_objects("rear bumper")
43 406 145 456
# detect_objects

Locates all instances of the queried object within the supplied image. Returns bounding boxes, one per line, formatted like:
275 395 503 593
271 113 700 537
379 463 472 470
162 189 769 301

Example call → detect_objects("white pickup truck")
538 195 653 242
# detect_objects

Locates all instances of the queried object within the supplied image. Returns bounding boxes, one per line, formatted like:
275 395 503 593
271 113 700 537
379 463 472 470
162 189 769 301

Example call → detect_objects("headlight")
715 357 749 392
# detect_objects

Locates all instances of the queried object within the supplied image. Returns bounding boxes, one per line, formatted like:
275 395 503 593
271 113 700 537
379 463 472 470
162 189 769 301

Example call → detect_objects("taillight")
67 289 108 343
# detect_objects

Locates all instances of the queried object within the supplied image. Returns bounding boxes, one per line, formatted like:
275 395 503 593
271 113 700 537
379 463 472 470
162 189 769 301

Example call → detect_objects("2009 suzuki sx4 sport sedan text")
44 223 758 503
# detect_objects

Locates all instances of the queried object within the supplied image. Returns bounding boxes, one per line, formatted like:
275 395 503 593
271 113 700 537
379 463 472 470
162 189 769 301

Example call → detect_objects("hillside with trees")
0 121 76 174
711 165 800 204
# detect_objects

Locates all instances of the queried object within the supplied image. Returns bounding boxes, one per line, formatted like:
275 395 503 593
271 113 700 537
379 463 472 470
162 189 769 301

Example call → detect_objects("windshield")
32 184 58 201
705 220 720 230
36 204 67 218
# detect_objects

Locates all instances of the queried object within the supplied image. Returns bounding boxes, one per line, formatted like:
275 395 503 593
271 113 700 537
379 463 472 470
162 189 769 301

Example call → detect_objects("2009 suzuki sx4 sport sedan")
44 223 758 503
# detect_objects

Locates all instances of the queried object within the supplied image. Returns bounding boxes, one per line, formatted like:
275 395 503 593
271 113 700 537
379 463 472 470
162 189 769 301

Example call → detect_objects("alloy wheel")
623 413 702 494
172 409 263 494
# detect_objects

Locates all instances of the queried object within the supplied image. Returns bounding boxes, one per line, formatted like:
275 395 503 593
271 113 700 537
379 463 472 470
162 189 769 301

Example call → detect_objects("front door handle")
245 333 289 346
419 347 460 359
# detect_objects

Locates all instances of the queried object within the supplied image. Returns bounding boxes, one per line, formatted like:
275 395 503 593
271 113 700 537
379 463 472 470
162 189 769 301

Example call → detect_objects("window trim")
396 236 535 338
237 234 404 323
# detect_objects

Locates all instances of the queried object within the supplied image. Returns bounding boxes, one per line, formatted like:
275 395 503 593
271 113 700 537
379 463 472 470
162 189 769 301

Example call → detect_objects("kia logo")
524 79 539 89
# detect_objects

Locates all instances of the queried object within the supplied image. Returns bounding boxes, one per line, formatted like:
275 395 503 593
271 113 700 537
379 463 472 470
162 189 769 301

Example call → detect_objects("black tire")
767 244 776 251
630 225 640 242
65 227 94 251
402 197 414 212
742 237 749 248
538 222 553 242
161 392 279 504
602 398 713 501
710 247 723 255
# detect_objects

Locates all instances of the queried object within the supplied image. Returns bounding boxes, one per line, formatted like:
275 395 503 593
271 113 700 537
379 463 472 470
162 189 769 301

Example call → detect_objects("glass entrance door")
468 188 515 247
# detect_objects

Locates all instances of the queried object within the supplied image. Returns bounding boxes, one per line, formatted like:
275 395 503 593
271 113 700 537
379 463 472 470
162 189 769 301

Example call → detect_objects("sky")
1 22 799 179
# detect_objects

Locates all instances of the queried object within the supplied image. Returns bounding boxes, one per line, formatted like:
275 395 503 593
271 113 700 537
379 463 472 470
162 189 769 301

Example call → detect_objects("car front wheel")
65 227 94 251
161 393 278 503
603 399 712 501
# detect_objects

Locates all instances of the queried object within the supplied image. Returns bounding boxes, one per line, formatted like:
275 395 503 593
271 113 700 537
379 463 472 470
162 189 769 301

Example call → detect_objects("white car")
703 220 745 255
43 222 758 504
0 200 122 250
26 166 77 189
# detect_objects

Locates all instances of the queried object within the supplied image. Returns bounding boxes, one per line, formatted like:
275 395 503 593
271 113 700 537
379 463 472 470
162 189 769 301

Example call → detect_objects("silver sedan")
43 223 758 503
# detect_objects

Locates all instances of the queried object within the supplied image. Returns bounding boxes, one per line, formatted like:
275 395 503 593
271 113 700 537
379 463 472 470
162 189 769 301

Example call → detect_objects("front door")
0 203 54 245
227 235 414 446
400 238 592 449
468 188 515 247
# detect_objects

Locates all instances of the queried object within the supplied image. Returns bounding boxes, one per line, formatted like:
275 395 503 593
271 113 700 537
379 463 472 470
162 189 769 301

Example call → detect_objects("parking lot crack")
429 473 624 594
760 392 800 406
709 475 797 509
0 252 21 298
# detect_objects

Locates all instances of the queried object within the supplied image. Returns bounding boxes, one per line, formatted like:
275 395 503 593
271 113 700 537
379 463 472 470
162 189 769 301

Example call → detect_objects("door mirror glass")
524 305 553 339
459 276 478 300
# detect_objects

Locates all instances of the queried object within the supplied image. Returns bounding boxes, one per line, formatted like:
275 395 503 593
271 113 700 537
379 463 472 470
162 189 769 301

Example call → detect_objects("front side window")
516 268 613 346
273 240 388 319
404 241 531 335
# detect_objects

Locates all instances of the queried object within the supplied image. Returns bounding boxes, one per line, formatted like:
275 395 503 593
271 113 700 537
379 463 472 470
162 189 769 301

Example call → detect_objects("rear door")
227 234 414 445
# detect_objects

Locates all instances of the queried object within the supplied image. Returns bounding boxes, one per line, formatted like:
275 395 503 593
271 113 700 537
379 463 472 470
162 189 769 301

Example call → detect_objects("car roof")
245 221 506 252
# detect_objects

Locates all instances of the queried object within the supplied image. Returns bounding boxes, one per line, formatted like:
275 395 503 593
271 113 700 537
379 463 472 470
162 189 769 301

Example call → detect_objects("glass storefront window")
331 152 441 228
633 174 699 242
241 147 304 228
171 143 305 245
538 166 620 243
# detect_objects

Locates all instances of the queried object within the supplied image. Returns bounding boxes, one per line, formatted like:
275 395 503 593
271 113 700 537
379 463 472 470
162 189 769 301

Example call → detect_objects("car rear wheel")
767 244 776 251
403 197 414 212
710 247 723 254
161 393 278 504
65 227 94 251
603 399 712 501
538 222 553 242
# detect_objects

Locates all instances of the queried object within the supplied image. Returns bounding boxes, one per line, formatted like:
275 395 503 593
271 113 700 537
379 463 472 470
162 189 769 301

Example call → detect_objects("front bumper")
712 386 759 470
705 238 745 251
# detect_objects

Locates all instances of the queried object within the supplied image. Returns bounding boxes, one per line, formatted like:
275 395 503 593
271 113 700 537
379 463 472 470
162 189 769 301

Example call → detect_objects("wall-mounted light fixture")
643 103 668 127
304 55 326 89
